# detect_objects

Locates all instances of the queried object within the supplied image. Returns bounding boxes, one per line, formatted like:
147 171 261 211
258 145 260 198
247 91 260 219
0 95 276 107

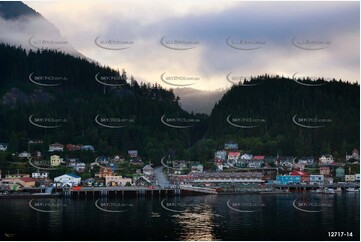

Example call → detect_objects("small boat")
346 188 360 192
5 233 15 238
311 188 335 194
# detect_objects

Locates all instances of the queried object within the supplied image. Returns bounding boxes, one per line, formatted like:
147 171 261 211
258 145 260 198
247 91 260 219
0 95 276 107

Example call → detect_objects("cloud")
20 1 360 89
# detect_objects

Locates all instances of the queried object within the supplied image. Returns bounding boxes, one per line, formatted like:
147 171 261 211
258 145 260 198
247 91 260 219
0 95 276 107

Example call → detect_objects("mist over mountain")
0 1 84 58
173 88 226 115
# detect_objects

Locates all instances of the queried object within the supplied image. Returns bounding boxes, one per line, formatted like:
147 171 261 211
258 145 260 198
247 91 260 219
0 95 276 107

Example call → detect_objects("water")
0 193 359 241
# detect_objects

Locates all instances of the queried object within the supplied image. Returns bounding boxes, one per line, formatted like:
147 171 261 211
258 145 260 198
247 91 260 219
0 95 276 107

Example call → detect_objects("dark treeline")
208 74 360 159
0 43 359 164
0 43 207 163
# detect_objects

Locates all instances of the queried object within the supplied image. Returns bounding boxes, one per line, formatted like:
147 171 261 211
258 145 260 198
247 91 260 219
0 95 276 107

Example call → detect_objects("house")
297 157 315 166
81 145 95 152
15 177 35 187
105 176 132 186
228 152 240 161
128 150 138 157
0 143 8 151
18 151 31 158
142 164 154 176
345 175 356 182
32 171 49 179
96 166 113 178
97 156 109 165
134 176 152 186
113 154 125 162
66 144 82 151
50 155 61 167
49 143 64 152
293 162 305 171
319 166 331 177
355 174 360 182
190 163 203 173
130 157 143 164
214 150 227 161
319 154 334 164
346 149 360 162
240 154 253 160
310 175 324 185
28 139 43 144
54 174 81 186
278 157 295 169
68 162 86 173
276 175 301 185
224 142 238 150
290 170 309 182
335 167 345 178
264 156 277 166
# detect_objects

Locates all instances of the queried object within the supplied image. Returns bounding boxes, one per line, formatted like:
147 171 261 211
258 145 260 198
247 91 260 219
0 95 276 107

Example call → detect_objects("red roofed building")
320 166 331 177
15 177 35 187
228 152 240 161
253 156 265 160
290 170 310 182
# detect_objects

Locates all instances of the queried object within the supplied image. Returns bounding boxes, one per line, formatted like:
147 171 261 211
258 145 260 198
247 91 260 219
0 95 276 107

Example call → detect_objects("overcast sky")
24 0 360 90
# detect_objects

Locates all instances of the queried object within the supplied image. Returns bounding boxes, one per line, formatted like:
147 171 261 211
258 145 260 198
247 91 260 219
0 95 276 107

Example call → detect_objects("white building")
54 174 81 186
49 143 64 152
240 154 253 160
105 176 132 186
32 171 49 179
319 154 334 164
310 175 324 184
18 151 31 158
356 174 360 182
0 143 8 151
142 164 154 176
345 175 356 182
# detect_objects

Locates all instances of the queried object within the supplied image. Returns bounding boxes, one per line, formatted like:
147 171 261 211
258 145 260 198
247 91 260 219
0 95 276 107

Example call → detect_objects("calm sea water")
0 193 359 241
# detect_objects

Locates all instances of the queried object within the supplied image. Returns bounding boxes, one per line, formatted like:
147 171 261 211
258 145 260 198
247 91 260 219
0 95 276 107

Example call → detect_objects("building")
54 174 81 186
49 143 64 152
142 164 154 176
289 170 310 182
105 176 132 186
81 145 95 152
310 175 324 185
319 154 334 164
335 167 345 178
240 154 253 160
190 163 203 173
228 152 240 161
297 157 315 166
18 151 31 158
278 157 295 169
66 144 82 151
50 155 61 167
96 166 113 178
190 172 263 183
319 167 331 177
224 142 238 150
356 174 360 182
128 150 138 157
68 162 86 173
276 175 301 185
345 175 356 182
5 174 30 179
32 171 49 179
214 150 227 161
15 177 35 187
0 143 8 151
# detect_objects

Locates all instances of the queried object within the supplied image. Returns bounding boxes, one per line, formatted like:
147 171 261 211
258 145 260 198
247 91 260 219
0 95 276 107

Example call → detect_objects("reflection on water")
0 193 359 241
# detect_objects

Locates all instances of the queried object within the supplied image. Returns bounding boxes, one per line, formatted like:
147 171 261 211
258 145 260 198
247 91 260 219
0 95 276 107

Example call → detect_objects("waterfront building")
276 175 301 185
190 163 203 173
345 175 356 182
105 176 132 186
190 172 263 183
142 164 154 176
310 175 324 185
54 174 81 186
335 167 345 178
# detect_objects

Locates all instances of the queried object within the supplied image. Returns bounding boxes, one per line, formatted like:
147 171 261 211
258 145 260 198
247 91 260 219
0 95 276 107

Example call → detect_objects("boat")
311 188 335 194
346 188 360 192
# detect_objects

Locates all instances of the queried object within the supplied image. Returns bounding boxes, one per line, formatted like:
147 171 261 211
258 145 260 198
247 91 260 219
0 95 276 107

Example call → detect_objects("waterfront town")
0 140 359 196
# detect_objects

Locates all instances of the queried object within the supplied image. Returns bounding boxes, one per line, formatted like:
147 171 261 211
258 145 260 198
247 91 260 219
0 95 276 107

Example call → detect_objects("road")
153 166 171 188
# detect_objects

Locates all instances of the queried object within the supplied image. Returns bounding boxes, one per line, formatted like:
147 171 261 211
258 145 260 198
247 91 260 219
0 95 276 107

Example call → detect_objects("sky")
22 0 360 90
